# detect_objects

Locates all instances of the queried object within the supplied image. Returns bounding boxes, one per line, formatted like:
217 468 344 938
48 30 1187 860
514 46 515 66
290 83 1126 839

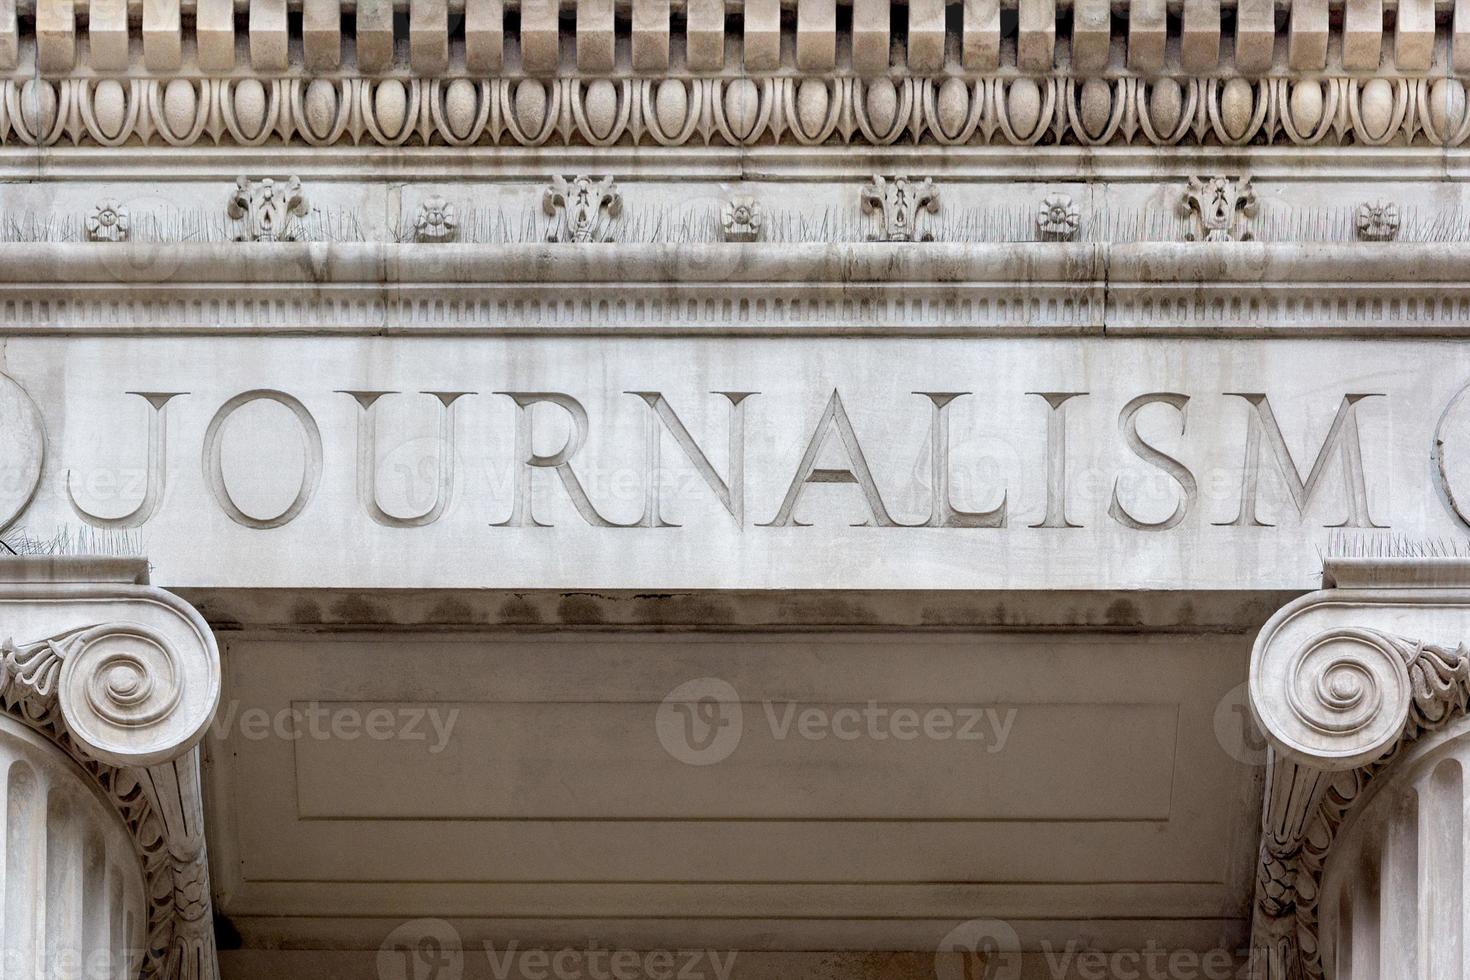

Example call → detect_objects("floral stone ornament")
721 197 763 242
1357 201 1400 241
1180 175 1257 242
85 199 129 242
543 175 622 244
1036 195 1080 241
861 176 939 242
414 197 458 243
227 176 309 242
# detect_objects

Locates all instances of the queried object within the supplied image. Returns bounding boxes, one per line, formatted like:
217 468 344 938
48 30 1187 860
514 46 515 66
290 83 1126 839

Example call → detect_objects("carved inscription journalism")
630 391 754 528
1029 392 1085 529
55 384 1401 533
919 393 1005 528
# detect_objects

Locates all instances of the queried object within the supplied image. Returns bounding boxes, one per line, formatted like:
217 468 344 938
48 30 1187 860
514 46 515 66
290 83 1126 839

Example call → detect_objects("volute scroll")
1250 625 1426 771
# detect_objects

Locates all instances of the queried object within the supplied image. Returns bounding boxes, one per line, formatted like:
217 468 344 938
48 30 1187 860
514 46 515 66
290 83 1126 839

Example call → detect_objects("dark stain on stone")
426 596 479 624
557 593 606 624
1105 597 1142 626
288 599 323 625
633 594 736 625
785 595 876 624
920 600 986 626
329 594 386 624
498 596 543 624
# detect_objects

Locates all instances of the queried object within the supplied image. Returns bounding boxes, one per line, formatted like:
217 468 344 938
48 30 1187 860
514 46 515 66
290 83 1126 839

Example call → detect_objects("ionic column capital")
1251 623 1470 772
1247 558 1470 980
0 559 221 767
0 556 222 980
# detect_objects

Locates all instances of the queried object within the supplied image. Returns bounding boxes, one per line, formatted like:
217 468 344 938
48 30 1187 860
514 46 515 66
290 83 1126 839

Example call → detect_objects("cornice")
3 0 1470 152
2 240 1470 335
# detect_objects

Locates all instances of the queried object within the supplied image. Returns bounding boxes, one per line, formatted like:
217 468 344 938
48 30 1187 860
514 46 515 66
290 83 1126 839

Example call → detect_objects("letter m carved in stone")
1218 393 1385 528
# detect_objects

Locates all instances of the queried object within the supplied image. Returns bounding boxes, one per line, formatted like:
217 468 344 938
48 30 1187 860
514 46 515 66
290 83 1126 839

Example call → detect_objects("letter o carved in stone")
202 389 323 529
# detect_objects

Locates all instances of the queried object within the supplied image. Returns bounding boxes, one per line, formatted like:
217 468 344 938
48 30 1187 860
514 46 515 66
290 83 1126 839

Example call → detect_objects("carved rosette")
1247 623 1470 980
0 582 223 980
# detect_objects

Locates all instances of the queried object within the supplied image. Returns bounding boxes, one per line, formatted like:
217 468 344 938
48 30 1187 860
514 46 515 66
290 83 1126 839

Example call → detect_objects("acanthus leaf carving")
543 174 622 243
228 175 309 242
1182 175 1257 242
861 175 939 243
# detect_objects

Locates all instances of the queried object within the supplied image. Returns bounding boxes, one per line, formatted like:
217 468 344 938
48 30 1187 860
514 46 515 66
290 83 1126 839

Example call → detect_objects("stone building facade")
4 0 1470 976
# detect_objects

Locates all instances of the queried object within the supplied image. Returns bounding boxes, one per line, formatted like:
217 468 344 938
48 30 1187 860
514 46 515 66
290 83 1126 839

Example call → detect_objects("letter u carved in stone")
340 390 471 528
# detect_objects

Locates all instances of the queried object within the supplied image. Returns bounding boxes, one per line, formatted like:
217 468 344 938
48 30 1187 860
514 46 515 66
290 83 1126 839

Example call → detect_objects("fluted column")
0 712 147 980
1318 714 1470 980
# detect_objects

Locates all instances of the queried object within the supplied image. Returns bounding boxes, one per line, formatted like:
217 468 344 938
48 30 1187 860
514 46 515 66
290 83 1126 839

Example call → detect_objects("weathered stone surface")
4 5 1470 979
0 303 1456 592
